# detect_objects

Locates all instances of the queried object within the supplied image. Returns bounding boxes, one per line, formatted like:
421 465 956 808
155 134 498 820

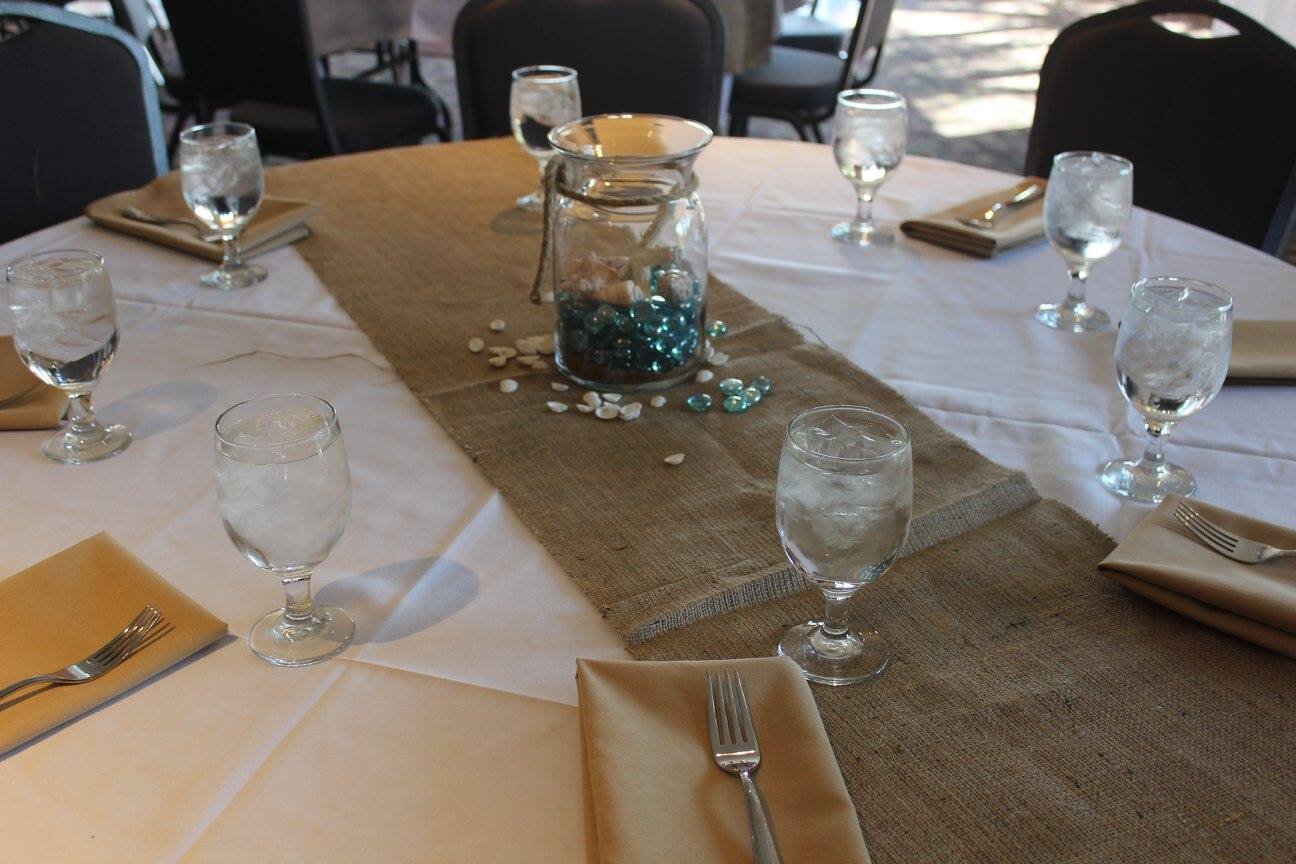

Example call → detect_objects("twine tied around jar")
530 157 699 304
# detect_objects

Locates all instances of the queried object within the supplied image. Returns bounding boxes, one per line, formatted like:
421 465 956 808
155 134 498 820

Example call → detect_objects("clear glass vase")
541 114 713 392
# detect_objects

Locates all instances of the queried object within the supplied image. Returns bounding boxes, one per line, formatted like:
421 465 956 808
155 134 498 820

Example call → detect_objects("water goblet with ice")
775 405 912 685
179 122 267 290
215 394 355 666
509 65 581 211
830 89 907 246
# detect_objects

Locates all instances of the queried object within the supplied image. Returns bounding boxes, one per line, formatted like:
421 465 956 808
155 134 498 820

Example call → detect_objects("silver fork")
957 182 1043 230
707 670 783 864
0 606 166 702
1173 501 1296 564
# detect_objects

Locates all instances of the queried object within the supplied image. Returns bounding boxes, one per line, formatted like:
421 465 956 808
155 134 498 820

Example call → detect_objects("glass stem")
65 391 103 439
221 234 243 272
854 189 875 230
821 590 854 639
281 570 316 622
1139 420 1172 471
1065 264 1090 309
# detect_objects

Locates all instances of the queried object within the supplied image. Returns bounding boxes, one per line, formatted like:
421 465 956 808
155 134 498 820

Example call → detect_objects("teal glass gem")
707 320 728 338
685 393 712 412
741 386 762 406
718 377 744 396
722 395 747 413
752 375 772 395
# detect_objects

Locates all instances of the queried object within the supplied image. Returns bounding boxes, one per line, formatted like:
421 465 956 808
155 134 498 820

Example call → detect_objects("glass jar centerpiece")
532 114 713 392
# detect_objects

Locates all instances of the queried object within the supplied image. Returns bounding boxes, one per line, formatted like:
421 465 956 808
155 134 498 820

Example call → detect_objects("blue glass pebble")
718 377 744 396
686 393 712 412
707 320 728 338
722 395 747 413
741 386 762 406
751 375 772 395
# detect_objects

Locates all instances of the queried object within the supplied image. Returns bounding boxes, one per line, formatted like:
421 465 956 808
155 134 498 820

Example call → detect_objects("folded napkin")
85 171 319 262
0 533 227 756
576 657 871 864
900 177 1047 258
1227 320 1296 384
0 336 66 430
1099 496 1296 659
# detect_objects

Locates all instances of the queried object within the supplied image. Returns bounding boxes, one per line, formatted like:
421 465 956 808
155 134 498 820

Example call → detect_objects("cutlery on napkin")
900 177 1047 258
84 171 319 262
0 534 228 755
576 657 872 863
0 336 66 430
1098 496 1296 659
1227 320 1296 384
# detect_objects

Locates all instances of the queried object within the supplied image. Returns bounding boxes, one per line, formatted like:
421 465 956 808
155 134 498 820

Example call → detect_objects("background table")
1 137 1293 860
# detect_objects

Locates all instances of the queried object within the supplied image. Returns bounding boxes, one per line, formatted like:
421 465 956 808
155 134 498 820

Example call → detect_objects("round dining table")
0 137 1292 860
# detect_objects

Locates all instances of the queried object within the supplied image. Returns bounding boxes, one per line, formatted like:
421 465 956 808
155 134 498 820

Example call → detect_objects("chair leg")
791 121 812 142
729 112 749 137
809 122 824 144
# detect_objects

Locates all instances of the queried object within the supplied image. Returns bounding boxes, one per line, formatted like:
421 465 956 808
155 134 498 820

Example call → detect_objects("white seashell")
535 335 555 355
489 319 506 332
468 337 485 353
583 391 602 407
488 356 509 368
551 382 570 392
695 369 714 384
704 340 715 360
531 361 549 371
650 395 667 408
619 402 642 421
541 291 555 303
595 404 620 420
489 346 517 358
576 403 595 413
587 279 645 307
546 401 568 413
515 338 539 356
708 351 729 366
601 393 622 403
515 356 539 367
664 453 686 465
499 379 518 393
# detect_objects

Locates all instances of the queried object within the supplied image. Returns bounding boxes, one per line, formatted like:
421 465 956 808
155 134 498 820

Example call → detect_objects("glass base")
1034 301 1110 332
249 605 355 667
830 221 894 247
201 263 267 291
1099 458 1195 504
43 423 131 464
777 620 890 686
516 189 544 211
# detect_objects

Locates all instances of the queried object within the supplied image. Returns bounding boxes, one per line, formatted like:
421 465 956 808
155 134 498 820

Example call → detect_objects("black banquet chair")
161 0 449 159
728 0 896 142
454 0 726 139
0 1 166 244
1025 0 1296 257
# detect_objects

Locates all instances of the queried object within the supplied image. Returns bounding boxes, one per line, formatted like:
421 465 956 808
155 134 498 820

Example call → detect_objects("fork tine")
1179 504 1238 550
95 609 164 668
1174 509 1233 555
723 671 744 746
717 671 735 746
87 606 157 665
732 672 756 747
706 672 722 748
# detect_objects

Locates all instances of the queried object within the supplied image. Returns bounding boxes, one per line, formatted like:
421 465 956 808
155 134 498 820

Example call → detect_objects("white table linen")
1 138 1293 860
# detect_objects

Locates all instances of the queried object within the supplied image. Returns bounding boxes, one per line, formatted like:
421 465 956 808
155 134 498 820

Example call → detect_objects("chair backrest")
1024 0 1296 255
840 0 896 90
454 0 726 139
0 2 166 243
159 0 339 150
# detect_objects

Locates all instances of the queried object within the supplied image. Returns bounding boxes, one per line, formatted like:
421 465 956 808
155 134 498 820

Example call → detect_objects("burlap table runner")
267 139 1035 642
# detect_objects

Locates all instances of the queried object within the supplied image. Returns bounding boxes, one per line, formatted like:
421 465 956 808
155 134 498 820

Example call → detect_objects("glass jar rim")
548 113 714 163
5 248 105 287
179 121 257 148
785 404 911 464
1052 150 1133 174
215 393 339 453
511 64 578 82
1129 275 1233 314
836 88 906 110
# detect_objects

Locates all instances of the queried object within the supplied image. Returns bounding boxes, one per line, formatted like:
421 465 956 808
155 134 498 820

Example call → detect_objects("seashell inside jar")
540 114 713 392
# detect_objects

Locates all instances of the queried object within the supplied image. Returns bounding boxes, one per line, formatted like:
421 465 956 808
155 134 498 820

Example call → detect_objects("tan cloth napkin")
0 533 228 756
900 177 1046 258
576 657 872 864
1099 496 1296 659
85 171 319 262
1227 320 1296 383
0 336 66 430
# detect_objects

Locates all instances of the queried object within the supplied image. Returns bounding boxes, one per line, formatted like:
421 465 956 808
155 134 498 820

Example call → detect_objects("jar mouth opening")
549 114 714 164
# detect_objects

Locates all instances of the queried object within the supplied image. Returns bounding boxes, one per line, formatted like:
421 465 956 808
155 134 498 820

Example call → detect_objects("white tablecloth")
1 138 1293 860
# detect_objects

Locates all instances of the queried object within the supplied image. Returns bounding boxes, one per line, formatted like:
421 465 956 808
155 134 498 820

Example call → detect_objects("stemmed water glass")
510 65 581 211
179 122 267 290
1035 151 1133 332
775 405 912 685
830 89 907 246
215 394 355 666
5 250 131 463
1099 276 1233 503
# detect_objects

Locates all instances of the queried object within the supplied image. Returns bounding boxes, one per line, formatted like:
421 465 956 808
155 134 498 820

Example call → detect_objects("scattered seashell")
535 335 555 355
489 319 506 332
708 351 730 366
468 337 485 353
576 403 595 413
704 340 715 360
499 379 518 393
541 291 555 303
583 391 602 407
546 401 568 413
515 355 540 367
551 382 570 392
488 356 509 368
650 395 667 408
489 346 517 358
515 338 539 356
695 369 714 384
601 393 622 403
664 453 686 466
531 360 549 371
619 402 642 421
595 404 620 420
